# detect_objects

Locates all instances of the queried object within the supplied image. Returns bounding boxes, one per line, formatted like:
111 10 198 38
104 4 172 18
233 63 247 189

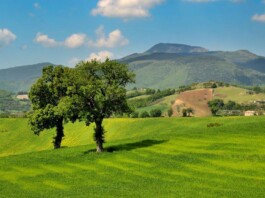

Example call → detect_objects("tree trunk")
95 119 104 152
54 117 64 149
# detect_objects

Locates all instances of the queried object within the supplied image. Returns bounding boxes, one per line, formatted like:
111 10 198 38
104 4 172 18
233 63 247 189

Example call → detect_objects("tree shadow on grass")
84 139 168 154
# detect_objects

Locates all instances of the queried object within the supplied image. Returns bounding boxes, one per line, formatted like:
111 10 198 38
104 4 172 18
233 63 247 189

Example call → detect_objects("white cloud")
34 32 59 48
91 0 164 19
35 27 128 49
68 57 81 67
86 51 114 62
252 14 265 23
0 28 16 47
88 26 129 48
64 33 87 48
34 3 41 9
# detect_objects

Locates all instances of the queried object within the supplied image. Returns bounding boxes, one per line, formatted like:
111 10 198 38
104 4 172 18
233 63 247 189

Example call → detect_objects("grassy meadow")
1 116 265 197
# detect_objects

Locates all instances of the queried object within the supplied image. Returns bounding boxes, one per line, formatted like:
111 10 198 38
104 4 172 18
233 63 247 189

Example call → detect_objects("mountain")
145 43 208 54
0 62 53 92
1 43 265 91
120 44 265 89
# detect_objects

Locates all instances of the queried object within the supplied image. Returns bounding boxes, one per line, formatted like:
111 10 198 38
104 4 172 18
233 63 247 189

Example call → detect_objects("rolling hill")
1 117 265 197
121 43 265 89
1 43 265 91
0 62 53 92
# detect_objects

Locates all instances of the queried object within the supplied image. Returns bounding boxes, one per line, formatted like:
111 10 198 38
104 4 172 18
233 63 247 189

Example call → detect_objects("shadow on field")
84 139 167 154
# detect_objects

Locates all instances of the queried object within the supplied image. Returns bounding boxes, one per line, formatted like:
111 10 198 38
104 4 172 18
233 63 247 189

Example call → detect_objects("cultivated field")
1 117 265 197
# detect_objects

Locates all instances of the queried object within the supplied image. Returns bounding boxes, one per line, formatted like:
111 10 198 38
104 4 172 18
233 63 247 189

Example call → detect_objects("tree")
28 65 75 149
140 111 150 118
73 59 135 152
167 108 173 117
150 109 162 117
182 109 187 117
207 99 225 116
186 108 194 116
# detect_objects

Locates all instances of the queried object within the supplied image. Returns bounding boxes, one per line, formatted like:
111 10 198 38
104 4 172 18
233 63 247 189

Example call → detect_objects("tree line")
28 59 135 152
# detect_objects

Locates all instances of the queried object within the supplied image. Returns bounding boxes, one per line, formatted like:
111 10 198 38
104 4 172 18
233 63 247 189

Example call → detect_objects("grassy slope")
137 93 178 115
214 86 265 103
1 117 265 197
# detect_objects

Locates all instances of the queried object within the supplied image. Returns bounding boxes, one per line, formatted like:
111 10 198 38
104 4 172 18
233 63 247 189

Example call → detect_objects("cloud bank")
91 0 164 19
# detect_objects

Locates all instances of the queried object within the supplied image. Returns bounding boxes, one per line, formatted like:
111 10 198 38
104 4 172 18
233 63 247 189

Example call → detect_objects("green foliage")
0 89 31 115
128 88 175 109
28 65 75 148
150 109 162 117
208 99 225 115
167 108 173 117
130 111 139 118
72 59 135 152
182 108 194 117
140 111 150 118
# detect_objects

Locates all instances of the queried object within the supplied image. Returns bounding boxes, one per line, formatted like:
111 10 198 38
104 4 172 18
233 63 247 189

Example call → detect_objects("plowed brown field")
173 89 213 117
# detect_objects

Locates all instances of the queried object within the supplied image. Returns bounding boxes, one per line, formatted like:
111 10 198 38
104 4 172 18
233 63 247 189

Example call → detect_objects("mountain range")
1 43 265 92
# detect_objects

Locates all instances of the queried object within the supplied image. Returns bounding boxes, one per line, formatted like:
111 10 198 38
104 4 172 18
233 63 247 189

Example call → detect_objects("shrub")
150 109 162 117
167 108 173 117
140 111 150 118
130 112 139 118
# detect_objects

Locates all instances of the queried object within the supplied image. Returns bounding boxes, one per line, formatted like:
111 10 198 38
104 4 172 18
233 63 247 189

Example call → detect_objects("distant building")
244 111 256 116
16 94 29 100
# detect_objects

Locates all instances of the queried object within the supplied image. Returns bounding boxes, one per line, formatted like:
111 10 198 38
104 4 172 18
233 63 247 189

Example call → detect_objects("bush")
167 108 173 117
150 109 162 117
140 111 150 118
130 112 139 118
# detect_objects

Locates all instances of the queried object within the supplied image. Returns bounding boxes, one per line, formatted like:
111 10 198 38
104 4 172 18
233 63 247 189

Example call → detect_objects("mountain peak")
145 43 208 54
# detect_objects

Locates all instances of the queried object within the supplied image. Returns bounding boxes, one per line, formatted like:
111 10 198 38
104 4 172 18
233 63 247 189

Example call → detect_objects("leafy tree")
28 65 75 149
140 111 150 118
224 100 237 110
253 86 263 94
211 83 217 88
208 99 225 116
182 109 187 117
182 108 194 117
150 109 162 117
72 59 135 152
167 108 173 117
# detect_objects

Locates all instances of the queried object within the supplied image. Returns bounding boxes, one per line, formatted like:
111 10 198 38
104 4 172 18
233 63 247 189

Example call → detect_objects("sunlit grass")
1 116 265 197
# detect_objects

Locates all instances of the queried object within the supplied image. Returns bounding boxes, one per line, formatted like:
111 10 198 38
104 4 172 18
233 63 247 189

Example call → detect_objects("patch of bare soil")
172 89 213 117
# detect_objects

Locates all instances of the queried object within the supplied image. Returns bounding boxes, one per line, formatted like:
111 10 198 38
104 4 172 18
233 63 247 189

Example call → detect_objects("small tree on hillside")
208 99 225 116
140 111 150 118
29 65 75 149
167 108 173 117
72 59 135 152
150 109 162 117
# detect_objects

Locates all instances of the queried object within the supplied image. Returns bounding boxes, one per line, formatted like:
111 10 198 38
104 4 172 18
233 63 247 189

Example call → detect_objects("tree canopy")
29 65 75 149
67 59 135 152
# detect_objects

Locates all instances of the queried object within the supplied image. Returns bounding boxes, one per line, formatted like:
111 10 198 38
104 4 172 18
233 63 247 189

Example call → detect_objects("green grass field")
1 117 265 197
214 86 265 103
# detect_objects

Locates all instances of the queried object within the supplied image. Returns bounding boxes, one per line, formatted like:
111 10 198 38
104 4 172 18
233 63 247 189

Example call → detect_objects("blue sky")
0 0 265 69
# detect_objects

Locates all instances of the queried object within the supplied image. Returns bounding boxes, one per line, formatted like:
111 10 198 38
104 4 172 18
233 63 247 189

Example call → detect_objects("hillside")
0 62 53 92
1 44 265 91
121 44 265 89
128 85 265 117
1 117 265 197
